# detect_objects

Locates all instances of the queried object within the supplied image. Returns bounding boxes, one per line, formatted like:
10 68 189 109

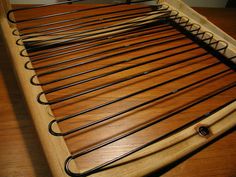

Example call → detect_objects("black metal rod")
18 13 171 57
50 52 209 125
26 25 174 68
28 21 191 69
65 88 236 176
19 12 180 58
72 80 235 157
38 29 211 104
14 3 165 37
32 42 199 88
20 21 169 58
170 18 236 71
37 37 191 104
7 0 155 23
17 10 171 49
25 24 170 62
16 6 160 37
29 29 180 72
14 5 157 35
49 57 229 136
33 33 186 87
19 9 169 43
7 2 236 176
38 35 215 104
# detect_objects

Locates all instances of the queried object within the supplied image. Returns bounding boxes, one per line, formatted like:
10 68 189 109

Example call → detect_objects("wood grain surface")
0 31 52 177
0 5 235 177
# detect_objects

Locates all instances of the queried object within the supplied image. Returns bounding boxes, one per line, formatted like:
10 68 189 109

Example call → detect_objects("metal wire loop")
214 40 229 53
47 34 227 137
63 95 236 177
18 12 170 55
168 10 179 19
19 10 171 47
177 16 190 25
200 31 214 43
15 5 160 38
5 2 236 177
7 0 83 23
35 25 214 105
7 0 155 24
26 24 176 72
188 23 201 33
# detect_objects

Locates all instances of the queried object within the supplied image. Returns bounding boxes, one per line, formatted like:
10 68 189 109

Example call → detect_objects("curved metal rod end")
65 156 83 177
20 48 29 57
12 29 20 36
48 119 64 136
30 74 42 86
25 60 35 70
7 10 16 24
37 92 50 105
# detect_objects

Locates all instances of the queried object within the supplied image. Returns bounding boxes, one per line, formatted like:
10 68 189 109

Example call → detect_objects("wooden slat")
1 1 236 177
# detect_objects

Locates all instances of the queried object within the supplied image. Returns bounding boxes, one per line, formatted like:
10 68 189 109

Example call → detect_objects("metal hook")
215 40 229 53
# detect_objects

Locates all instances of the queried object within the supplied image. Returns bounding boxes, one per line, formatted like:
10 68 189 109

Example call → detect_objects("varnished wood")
0 0 235 176
0 33 52 177
21 3 236 175
0 1 77 177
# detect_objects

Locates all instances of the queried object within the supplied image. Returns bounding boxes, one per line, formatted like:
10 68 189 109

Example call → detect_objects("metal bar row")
26 25 175 70
14 5 161 37
49 55 233 136
8 0 155 23
64 81 236 176
35 28 212 104
17 10 171 50
15 4 170 57
7 2 236 177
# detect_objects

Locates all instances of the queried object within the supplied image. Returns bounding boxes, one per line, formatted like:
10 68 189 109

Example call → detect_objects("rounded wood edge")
91 101 236 177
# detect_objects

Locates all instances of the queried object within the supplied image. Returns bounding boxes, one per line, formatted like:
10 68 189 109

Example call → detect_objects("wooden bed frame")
0 0 235 176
